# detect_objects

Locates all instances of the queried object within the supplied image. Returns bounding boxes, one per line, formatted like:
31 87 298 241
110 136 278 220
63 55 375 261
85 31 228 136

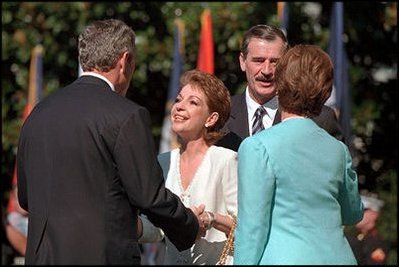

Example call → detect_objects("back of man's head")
78 19 136 73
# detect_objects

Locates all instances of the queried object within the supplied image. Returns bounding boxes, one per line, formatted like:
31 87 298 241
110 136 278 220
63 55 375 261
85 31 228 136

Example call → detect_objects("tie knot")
255 106 267 118
252 106 267 135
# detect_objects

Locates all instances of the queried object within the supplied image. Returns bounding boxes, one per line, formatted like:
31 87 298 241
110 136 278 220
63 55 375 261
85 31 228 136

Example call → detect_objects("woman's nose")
173 101 184 111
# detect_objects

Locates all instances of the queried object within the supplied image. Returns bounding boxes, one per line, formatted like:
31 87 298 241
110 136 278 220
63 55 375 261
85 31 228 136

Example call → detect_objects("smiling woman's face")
171 84 211 141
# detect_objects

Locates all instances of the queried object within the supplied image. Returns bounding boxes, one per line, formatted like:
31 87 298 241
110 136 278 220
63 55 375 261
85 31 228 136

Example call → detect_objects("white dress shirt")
245 87 278 135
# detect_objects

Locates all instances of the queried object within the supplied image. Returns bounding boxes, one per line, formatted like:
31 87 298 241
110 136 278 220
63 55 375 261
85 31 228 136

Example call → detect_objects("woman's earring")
205 124 209 128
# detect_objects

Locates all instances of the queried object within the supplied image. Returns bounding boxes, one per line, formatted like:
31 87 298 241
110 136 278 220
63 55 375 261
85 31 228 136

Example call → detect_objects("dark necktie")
252 106 267 135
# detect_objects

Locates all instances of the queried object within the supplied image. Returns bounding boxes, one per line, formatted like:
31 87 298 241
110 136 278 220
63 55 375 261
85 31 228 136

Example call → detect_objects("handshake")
138 204 217 244
190 204 215 240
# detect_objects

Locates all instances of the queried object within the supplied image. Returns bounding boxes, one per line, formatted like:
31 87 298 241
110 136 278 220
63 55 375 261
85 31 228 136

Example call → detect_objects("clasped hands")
190 204 215 240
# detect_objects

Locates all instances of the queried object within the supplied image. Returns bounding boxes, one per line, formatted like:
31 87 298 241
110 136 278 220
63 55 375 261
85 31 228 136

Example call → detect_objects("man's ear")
239 52 246 72
120 51 134 74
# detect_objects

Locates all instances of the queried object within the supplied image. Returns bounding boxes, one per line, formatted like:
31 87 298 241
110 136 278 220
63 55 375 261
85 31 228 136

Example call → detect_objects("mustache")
255 75 273 83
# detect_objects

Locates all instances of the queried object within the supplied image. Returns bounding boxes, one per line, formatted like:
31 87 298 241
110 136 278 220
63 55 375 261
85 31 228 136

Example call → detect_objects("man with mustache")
218 25 343 148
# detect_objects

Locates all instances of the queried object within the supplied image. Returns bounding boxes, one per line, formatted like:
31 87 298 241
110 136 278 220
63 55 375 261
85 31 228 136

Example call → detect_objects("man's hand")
190 204 206 240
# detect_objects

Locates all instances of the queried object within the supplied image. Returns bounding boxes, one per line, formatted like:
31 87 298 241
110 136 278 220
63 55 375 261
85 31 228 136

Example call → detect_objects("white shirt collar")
245 87 278 118
245 87 278 133
80 72 115 92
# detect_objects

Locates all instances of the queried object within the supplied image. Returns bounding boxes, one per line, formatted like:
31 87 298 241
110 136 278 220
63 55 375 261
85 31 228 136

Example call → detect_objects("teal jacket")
234 118 363 265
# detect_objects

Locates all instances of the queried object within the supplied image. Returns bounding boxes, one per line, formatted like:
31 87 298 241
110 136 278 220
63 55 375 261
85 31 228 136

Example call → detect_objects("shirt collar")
80 72 115 92
245 87 278 120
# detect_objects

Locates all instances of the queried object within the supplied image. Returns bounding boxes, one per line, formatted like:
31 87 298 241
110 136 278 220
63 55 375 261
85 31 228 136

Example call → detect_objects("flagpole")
277 2 289 37
159 19 185 154
328 2 352 145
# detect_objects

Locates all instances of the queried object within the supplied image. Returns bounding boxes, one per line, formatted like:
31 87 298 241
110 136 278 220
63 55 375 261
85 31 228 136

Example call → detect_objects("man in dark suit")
217 25 343 151
17 19 204 265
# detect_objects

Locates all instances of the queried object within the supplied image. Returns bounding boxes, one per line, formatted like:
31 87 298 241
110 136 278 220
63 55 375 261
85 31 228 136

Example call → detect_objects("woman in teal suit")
234 44 364 265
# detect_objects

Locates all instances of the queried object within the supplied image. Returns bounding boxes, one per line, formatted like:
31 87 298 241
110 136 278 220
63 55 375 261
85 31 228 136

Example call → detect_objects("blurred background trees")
2 2 397 264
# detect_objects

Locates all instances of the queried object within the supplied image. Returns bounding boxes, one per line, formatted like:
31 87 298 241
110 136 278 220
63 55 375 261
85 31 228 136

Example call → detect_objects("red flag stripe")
197 8 214 74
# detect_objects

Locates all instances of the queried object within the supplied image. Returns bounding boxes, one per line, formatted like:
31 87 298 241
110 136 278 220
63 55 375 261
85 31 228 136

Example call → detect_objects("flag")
327 2 352 144
23 45 43 120
277 2 289 36
196 8 214 74
7 44 44 214
159 19 185 154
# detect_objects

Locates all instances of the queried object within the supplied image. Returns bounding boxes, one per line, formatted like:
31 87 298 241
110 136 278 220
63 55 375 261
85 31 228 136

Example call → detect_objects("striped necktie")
252 106 267 135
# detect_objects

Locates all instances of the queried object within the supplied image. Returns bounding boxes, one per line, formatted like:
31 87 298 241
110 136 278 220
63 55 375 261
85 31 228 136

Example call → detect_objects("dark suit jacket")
217 92 343 150
17 76 198 265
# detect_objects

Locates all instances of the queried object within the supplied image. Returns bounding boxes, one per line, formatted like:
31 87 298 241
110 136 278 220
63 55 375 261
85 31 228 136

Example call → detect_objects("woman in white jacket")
139 69 237 265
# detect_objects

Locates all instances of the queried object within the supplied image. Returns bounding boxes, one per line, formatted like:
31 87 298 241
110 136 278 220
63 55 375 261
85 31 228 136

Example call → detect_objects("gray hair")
78 19 136 72
241 24 289 58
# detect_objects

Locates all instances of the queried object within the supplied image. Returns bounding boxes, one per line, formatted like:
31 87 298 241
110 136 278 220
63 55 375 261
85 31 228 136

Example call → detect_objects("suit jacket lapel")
273 109 282 125
229 93 250 139
228 92 283 138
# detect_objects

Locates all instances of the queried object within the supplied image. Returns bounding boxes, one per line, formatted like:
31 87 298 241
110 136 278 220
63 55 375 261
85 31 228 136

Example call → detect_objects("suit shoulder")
110 96 149 116
231 93 242 101
239 134 264 150
248 123 287 147
215 131 242 152
321 105 337 118
231 93 245 106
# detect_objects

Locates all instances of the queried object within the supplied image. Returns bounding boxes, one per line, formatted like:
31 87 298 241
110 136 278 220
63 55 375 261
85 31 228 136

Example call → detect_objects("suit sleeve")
113 107 198 251
16 125 28 211
338 143 364 225
234 137 275 265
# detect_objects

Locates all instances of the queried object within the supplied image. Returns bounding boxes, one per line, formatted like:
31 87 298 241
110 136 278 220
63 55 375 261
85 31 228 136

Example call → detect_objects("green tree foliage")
2 2 397 264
